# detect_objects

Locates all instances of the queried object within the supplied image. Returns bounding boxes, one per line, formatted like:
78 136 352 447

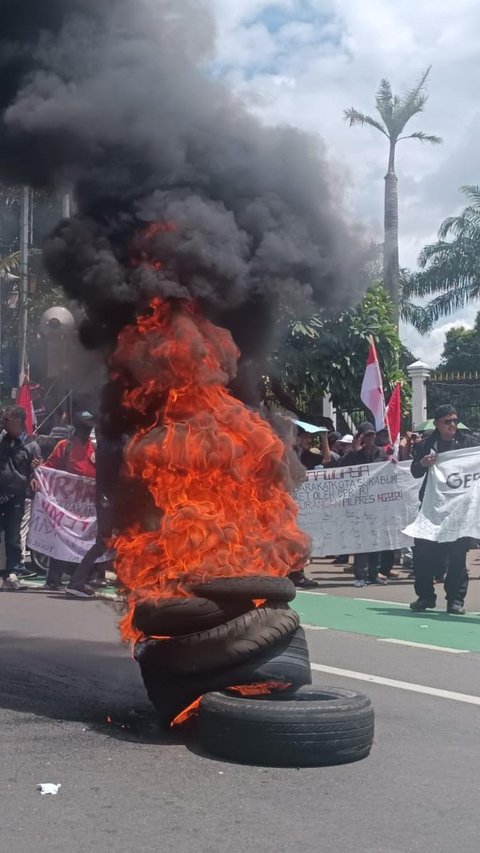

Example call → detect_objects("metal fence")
427 371 480 429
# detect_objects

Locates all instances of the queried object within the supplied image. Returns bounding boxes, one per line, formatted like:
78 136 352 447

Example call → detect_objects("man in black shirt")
410 404 479 614
0 405 41 591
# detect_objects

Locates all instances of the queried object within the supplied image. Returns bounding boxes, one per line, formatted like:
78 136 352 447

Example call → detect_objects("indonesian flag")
360 337 386 431
385 381 402 446
16 378 36 435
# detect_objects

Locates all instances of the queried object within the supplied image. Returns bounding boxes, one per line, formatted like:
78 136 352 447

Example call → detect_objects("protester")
0 406 41 591
41 410 96 590
334 434 353 457
409 404 479 614
66 427 125 599
338 422 389 587
289 426 323 588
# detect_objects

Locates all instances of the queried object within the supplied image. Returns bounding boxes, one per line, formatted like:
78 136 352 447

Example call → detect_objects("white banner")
27 466 100 563
403 446 480 542
295 461 421 556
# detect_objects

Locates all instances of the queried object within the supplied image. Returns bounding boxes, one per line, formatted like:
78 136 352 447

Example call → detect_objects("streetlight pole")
18 185 30 387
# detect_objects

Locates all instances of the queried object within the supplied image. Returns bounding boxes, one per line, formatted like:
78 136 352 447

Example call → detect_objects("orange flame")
112 294 309 641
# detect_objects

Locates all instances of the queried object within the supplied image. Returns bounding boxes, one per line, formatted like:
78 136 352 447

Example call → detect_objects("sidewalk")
305 551 480 608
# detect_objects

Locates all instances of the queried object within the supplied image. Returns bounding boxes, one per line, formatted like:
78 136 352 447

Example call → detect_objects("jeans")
0 497 25 576
68 537 107 589
353 552 380 582
413 537 469 604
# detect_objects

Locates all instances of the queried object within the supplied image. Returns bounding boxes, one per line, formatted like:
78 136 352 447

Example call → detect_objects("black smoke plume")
0 0 364 401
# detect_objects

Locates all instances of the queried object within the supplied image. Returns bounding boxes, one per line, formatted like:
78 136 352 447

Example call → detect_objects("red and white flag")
385 381 402 446
360 337 386 431
16 378 36 435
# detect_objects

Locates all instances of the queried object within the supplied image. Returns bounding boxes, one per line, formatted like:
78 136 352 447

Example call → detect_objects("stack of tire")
134 575 374 766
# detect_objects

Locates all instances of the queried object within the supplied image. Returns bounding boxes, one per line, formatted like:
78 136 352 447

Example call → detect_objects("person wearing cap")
334 434 353 458
40 411 96 590
409 404 479 615
338 422 389 587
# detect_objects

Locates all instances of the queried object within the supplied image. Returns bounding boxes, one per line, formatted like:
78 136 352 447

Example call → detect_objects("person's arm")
320 432 332 466
410 440 435 478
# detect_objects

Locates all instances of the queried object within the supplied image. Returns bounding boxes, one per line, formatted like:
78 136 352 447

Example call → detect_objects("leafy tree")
344 68 442 319
437 312 480 372
406 186 480 328
270 283 412 419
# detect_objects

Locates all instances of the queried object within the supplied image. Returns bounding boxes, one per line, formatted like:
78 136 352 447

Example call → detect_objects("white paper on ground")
37 783 62 795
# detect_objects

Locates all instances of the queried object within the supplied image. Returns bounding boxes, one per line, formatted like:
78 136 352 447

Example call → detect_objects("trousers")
0 498 25 576
413 537 469 604
353 552 379 581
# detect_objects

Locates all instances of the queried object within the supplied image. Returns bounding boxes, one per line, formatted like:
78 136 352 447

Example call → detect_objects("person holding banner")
410 404 479 615
40 411 96 590
0 406 41 591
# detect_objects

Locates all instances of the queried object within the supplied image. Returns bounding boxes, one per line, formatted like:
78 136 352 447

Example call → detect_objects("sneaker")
367 577 387 585
43 582 63 591
65 585 96 599
1 573 28 591
410 597 436 611
11 563 37 580
354 579 367 588
447 601 465 615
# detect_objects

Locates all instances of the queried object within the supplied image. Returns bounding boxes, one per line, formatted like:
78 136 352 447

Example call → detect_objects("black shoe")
294 576 320 589
410 598 436 611
447 601 465 615
65 585 96 599
43 582 63 591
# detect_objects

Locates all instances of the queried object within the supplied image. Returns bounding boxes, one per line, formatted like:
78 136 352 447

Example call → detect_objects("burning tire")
139 627 311 728
135 602 300 675
198 686 374 767
189 575 296 603
132 596 254 637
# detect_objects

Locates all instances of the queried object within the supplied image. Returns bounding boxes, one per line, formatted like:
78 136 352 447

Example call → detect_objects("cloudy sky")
208 0 480 365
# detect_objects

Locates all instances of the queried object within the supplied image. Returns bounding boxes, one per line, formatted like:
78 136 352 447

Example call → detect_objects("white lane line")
296 591 328 596
378 638 469 654
311 663 480 706
355 598 410 607
304 624 328 631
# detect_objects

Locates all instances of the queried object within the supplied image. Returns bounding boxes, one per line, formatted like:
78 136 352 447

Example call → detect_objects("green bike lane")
295 590 480 653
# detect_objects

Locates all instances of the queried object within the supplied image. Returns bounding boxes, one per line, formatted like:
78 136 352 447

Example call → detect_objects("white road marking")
303 624 328 631
296 591 327 596
355 598 410 607
311 663 480 706
378 638 469 654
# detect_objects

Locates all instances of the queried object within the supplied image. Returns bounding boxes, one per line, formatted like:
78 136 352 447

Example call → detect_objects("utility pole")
18 185 30 387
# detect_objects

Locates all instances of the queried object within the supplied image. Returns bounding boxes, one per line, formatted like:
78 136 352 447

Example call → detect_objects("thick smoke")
0 0 365 395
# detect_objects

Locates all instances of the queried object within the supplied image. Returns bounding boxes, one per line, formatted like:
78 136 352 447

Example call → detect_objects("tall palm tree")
344 67 442 320
406 185 480 327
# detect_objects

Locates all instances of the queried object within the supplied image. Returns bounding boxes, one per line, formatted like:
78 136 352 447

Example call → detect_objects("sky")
207 0 480 365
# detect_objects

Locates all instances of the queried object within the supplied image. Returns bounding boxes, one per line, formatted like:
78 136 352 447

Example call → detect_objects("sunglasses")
442 418 459 425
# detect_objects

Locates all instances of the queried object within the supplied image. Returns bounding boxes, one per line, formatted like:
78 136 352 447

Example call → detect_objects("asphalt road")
1 588 479 853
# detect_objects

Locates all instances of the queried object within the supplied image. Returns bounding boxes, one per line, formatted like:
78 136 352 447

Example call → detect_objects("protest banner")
403 445 480 542
27 466 101 563
295 460 421 556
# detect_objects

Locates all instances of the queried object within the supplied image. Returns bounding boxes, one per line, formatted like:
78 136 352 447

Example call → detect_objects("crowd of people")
292 405 479 615
0 400 478 617
0 405 116 598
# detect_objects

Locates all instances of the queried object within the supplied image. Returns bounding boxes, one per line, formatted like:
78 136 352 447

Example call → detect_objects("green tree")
406 186 480 328
344 68 442 319
271 283 412 418
437 313 480 372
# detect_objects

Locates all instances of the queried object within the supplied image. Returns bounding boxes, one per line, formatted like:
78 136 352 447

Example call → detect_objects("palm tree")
344 67 442 320
406 185 480 327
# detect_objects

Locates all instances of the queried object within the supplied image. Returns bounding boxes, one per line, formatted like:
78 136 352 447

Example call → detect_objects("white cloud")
207 0 480 353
